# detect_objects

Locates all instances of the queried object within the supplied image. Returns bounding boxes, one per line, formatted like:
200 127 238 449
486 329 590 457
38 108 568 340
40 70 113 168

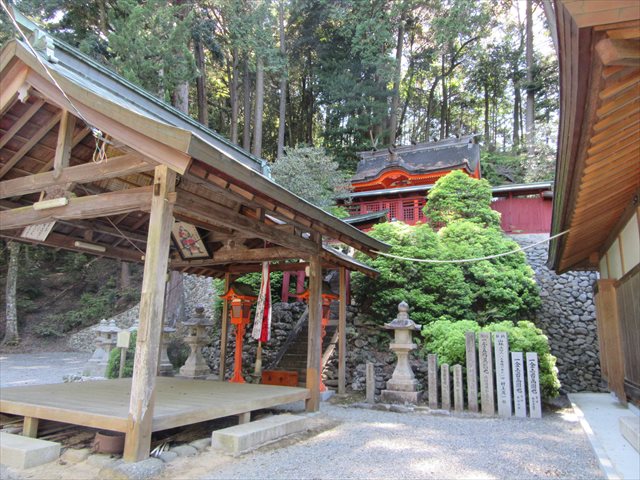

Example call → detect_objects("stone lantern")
178 305 214 379
381 301 423 404
83 319 120 377
158 324 176 377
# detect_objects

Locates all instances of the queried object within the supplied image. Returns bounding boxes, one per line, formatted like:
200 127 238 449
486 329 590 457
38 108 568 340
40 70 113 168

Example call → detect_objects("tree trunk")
425 77 439 141
3 241 20 345
242 57 252 151
389 19 403 145
252 56 264 158
230 47 240 145
195 39 208 126
525 0 535 148
541 0 559 56
277 1 287 159
513 72 521 150
172 83 189 115
484 84 492 151
120 261 131 291
305 53 314 144
439 54 447 140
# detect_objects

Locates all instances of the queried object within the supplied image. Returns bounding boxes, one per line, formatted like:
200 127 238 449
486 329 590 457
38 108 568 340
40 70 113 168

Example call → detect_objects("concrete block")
158 451 178 463
619 416 639 452
0 432 60 469
212 414 307 455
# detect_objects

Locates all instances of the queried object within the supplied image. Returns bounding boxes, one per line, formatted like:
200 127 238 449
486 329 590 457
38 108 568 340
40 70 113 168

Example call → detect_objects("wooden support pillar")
345 270 351 305
305 253 323 412
296 270 305 295
338 267 347 395
282 271 290 302
219 273 231 380
22 417 39 438
123 166 176 463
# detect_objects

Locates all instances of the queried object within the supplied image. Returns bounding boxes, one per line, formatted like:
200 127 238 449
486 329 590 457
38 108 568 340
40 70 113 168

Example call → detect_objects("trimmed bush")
421 319 559 399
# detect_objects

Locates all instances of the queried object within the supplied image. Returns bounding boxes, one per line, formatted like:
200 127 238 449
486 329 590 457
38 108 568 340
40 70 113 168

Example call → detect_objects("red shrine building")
341 136 553 234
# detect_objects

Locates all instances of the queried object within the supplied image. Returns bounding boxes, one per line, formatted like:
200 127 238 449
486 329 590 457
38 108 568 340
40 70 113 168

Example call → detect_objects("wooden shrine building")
339 136 553 234
548 0 640 405
0 13 387 462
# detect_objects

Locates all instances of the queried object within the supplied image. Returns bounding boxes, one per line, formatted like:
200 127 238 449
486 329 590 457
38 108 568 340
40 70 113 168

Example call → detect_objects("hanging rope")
372 230 569 264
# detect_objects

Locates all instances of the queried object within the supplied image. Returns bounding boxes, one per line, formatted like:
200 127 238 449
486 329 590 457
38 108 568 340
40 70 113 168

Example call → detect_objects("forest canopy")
0 0 559 183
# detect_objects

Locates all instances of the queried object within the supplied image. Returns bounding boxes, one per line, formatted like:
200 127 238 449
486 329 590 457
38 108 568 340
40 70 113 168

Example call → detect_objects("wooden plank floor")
0 377 309 433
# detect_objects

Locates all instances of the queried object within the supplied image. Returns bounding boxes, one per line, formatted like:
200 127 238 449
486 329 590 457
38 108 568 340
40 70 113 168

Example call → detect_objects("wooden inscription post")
511 352 527 418
427 354 438 409
440 364 451 411
465 332 478 413
453 365 464 413
478 332 494 415
526 352 542 418
123 166 175 462
494 332 512 417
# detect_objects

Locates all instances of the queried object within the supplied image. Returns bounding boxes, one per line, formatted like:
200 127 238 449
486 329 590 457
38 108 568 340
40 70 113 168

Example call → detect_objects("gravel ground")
198 404 604 480
0 352 90 387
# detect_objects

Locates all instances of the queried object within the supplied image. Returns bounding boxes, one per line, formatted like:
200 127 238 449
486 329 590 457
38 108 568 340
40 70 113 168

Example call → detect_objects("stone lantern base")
381 389 423 404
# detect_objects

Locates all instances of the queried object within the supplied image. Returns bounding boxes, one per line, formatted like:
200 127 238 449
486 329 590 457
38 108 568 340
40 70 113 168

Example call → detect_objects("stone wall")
509 234 602 393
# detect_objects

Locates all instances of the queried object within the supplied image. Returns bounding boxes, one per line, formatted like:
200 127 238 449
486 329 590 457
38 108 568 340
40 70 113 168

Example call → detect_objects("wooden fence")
426 331 542 418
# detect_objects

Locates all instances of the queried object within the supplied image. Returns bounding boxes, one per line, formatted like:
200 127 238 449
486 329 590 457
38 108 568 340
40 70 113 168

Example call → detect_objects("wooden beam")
124 166 176 462
596 38 640 66
338 266 347 395
0 99 45 150
26 70 192 175
22 417 39 438
0 185 152 230
53 110 76 179
0 62 28 113
305 253 323 412
0 154 154 199
170 247 302 268
0 231 143 263
39 127 91 173
173 190 319 255
219 273 231 380
0 110 63 180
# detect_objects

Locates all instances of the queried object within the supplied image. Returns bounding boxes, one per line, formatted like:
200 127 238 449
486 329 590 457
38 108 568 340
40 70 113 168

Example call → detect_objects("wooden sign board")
116 330 131 349
465 331 478 413
526 352 542 418
511 352 527 418
21 222 55 241
494 332 512 417
478 332 495 415
428 354 438 409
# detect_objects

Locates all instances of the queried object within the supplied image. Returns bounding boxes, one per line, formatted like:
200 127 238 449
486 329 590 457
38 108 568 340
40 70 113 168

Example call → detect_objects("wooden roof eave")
2 41 193 175
187 135 390 256
549 0 640 273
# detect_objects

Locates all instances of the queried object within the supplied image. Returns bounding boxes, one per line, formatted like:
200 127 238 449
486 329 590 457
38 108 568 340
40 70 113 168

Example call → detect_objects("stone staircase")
272 314 337 387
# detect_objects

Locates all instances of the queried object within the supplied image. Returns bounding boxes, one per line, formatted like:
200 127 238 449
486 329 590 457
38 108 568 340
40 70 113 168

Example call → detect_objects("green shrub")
421 319 559 399
32 322 65 338
353 220 540 326
106 331 137 379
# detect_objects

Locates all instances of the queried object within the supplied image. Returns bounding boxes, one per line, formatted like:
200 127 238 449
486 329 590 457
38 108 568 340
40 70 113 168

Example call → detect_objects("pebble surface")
0 352 90 387
200 404 604 480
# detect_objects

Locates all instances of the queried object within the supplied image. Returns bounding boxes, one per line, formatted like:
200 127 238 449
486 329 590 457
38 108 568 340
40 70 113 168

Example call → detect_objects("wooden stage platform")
0 377 309 434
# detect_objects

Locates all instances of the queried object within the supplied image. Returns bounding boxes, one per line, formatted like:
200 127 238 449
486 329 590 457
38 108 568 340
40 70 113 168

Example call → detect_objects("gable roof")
352 135 480 184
